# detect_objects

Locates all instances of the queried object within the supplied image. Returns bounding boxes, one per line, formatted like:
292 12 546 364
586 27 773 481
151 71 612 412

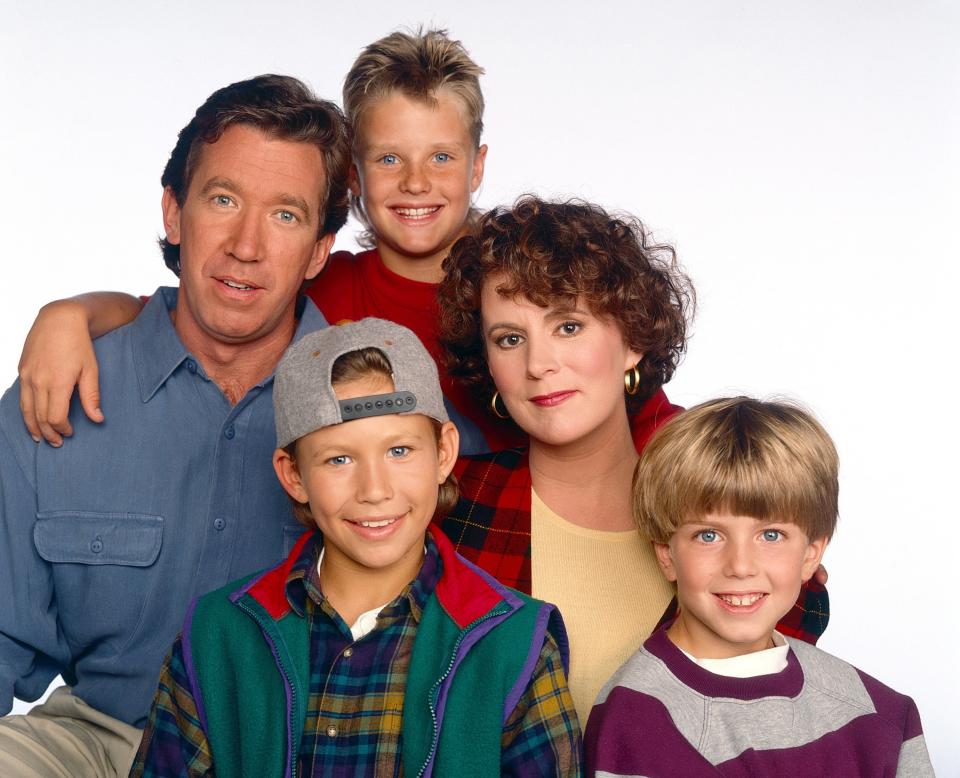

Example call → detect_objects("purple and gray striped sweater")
585 627 934 777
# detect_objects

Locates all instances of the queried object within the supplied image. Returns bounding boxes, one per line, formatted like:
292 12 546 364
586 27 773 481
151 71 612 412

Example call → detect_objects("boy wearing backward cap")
132 318 582 777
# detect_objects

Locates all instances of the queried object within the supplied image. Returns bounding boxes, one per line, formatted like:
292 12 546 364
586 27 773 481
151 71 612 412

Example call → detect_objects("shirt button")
185 359 197 374
224 425 235 440
90 538 103 553
213 518 226 531
343 647 353 658
326 725 338 738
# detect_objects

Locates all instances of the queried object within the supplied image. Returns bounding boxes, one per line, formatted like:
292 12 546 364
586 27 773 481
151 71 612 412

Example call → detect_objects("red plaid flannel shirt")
436 389 829 645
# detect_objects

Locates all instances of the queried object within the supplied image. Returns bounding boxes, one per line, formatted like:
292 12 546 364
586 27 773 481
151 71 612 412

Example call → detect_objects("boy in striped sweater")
586 397 933 777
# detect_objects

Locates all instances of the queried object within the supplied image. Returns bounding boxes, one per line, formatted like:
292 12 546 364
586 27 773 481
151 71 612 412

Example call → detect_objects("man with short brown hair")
0 74 350 777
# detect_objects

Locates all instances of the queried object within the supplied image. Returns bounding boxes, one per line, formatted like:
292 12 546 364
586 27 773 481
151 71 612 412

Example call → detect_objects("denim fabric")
0 287 326 728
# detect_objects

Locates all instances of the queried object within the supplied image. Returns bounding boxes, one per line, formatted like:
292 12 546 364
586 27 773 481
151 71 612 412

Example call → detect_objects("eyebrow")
363 140 472 156
484 305 587 336
198 177 313 225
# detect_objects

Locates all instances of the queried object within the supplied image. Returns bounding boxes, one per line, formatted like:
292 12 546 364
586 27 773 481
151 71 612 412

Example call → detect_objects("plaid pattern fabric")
130 638 213 776
291 534 432 776
440 391 829 646
132 532 582 777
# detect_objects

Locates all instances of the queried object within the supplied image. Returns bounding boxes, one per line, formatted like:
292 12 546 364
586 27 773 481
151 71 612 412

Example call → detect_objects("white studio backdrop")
2 1 957 772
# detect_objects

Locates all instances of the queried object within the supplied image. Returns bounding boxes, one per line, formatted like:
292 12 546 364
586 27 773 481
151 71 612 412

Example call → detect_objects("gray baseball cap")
273 317 450 448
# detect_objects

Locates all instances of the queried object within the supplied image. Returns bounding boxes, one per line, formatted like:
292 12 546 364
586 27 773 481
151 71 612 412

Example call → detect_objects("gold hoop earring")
491 391 510 419
624 365 641 396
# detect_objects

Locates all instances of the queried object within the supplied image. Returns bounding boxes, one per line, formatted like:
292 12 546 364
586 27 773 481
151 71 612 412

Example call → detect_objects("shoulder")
310 249 365 287
325 248 363 275
189 570 262 628
91 287 172 371
0 381 38 481
787 638 923 732
585 646 696 770
594 644 674 707
306 249 374 314
453 447 528 483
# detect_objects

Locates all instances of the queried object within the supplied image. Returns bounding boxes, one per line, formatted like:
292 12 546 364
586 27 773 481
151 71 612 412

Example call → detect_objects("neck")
319 542 425 627
171 307 296 405
528 409 638 530
666 613 776 659
376 226 471 284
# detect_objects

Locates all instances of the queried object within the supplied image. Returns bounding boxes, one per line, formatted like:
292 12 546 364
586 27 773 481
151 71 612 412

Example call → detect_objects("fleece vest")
183 537 554 778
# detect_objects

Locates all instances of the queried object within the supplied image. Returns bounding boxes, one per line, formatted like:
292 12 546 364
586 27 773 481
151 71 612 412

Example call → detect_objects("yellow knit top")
530 489 675 725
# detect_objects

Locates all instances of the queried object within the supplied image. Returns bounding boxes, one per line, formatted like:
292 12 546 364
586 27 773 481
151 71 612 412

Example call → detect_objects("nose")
722 538 758 579
226 209 263 262
355 457 393 504
525 334 559 379
400 160 431 195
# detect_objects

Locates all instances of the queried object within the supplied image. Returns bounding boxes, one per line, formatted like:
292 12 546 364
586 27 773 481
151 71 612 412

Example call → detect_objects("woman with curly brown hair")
436 196 828 723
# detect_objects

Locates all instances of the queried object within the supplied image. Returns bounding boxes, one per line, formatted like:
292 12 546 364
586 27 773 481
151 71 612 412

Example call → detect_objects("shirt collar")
131 286 328 403
283 531 443 625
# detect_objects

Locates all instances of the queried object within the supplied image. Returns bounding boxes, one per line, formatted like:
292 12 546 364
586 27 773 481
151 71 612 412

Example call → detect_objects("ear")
624 347 644 372
273 447 310 505
435 421 460 483
161 186 182 245
653 540 678 582
348 161 361 198
304 232 335 281
470 144 488 193
800 536 829 583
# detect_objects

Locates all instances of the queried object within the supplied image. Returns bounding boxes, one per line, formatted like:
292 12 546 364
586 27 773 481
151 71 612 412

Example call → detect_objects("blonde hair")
286 346 458 528
343 28 485 246
633 397 838 543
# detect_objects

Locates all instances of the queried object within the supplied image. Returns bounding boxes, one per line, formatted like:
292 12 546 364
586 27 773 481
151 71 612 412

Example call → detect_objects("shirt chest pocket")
33 512 164 653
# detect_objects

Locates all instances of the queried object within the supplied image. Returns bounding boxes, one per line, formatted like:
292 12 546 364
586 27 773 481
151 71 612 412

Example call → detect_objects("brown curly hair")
438 196 694 419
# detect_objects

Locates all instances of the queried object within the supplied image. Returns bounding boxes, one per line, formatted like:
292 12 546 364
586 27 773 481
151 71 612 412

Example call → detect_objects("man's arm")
18 292 143 446
500 630 583 777
130 638 214 778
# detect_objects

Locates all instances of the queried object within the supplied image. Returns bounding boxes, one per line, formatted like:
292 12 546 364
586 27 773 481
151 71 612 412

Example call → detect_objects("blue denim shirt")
0 287 330 727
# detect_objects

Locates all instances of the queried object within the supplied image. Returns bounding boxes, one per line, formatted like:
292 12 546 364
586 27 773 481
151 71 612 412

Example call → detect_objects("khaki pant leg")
0 687 143 778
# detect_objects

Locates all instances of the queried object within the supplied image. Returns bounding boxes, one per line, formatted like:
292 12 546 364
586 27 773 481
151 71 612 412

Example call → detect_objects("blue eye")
380 154 399 165
697 530 719 543
434 152 450 162
214 195 233 207
328 455 351 466
388 446 410 458
277 210 297 223
762 529 782 542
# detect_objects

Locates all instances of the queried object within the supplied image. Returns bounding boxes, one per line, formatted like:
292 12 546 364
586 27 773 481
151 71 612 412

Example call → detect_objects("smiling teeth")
719 593 764 606
222 279 254 290
394 207 439 218
358 518 396 528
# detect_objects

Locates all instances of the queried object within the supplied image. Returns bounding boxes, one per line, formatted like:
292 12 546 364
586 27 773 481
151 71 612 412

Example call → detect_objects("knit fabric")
530 489 674 722
585 627 934 777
